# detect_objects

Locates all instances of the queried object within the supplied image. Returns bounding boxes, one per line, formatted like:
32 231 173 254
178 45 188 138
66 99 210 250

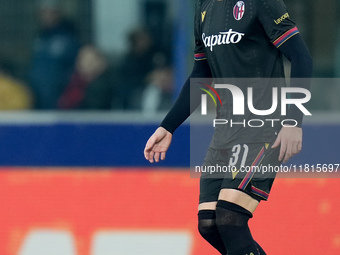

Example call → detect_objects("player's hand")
272 126 302 163
144 127 173 163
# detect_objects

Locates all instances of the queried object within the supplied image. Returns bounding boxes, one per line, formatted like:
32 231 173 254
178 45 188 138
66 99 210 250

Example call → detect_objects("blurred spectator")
141 67 173 115
58 45 113 109
29 0 80 109
0 60 33 110
114 27 171 110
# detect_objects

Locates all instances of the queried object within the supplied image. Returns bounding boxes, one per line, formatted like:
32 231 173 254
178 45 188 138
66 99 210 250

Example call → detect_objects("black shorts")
199 140 281 203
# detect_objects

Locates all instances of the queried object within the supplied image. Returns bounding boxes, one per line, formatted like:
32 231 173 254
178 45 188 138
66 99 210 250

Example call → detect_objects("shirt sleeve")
257 0 299 48
194 0 207 60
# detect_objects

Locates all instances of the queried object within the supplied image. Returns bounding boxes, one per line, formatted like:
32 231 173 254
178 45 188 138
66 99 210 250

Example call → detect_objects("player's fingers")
278 140 286 162
154 152 160 163
149 150 155 163
283 143 293 163
291 142 298 156
161 151 166 161
145 136 156 151
297 141 302 153
271 135 280 148
144 148 151 160
290 139 302 157
144 135 158 160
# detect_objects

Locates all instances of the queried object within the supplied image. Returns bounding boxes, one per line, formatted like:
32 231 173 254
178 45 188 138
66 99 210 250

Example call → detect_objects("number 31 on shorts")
229 144 249 168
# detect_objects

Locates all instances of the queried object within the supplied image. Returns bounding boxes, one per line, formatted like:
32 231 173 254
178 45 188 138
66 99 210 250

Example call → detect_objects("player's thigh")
198 147 225 211
199 175 223 211
219 141 280 212
218 188 259 213
198 201 217 211
198 145 260 212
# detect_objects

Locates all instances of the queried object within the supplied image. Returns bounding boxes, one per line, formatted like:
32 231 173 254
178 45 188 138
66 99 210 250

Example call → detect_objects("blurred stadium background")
0 0 339 254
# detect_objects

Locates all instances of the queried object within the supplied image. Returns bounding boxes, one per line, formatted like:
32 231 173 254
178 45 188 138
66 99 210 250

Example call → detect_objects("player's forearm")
279 34 313 126
279 33 313 79
160 59 212 134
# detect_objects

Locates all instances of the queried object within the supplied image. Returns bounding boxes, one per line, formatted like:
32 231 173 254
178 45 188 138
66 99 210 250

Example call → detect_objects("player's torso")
197 0 286 148
198 0 284 78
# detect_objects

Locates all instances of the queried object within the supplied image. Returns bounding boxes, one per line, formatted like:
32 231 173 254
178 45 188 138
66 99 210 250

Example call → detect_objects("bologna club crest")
233 1 245 21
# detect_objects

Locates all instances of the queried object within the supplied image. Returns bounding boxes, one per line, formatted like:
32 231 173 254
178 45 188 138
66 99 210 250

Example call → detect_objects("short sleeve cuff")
194 52 207 61
273 27 299 48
